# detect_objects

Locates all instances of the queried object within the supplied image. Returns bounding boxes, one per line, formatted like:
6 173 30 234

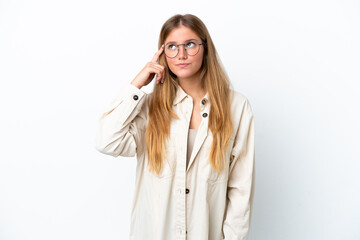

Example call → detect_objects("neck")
178 73 206 101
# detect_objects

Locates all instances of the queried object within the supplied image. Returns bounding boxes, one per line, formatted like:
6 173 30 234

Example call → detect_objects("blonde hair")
146 14 233 176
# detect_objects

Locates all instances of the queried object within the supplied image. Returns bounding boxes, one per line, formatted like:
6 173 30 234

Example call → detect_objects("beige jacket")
95 83 255 240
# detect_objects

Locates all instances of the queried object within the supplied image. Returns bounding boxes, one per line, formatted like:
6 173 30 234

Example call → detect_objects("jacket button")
186 188 190 194
202 113 208 118
133 95 139 100
201 99 207 105
186 230 187 234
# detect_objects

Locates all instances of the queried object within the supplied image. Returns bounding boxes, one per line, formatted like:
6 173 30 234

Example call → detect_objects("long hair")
146 14 233 176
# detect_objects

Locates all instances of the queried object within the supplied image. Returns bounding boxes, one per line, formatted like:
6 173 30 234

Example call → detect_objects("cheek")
193 54 204 69
166 59 177 72
166 58 175 67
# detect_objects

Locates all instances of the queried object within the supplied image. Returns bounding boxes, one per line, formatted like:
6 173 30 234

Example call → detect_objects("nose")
177 45 188 59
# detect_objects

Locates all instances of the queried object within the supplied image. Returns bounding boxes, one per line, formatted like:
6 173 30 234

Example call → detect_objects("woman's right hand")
131 45 165 89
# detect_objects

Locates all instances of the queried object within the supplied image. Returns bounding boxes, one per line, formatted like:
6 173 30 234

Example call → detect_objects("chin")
175 73 193 79
172 69 199 80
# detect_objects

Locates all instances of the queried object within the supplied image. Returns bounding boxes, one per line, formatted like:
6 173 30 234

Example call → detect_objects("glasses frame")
162 41 204 58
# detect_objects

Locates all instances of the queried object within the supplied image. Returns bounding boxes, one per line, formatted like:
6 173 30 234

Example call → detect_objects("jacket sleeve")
95 83 149 157
222 99 255 240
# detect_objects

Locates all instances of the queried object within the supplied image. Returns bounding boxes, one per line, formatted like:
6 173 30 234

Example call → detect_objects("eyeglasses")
162 40 204 58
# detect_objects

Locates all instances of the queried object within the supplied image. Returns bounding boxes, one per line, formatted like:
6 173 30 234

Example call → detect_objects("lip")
176 63 190 68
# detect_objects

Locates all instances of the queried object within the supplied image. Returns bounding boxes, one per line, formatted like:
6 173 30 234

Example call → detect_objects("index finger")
151 44 164 63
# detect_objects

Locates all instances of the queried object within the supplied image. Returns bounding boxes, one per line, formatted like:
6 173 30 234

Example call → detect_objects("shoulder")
229 89 253 114
228 89 254 139
228 88 254 131
230 89 248 102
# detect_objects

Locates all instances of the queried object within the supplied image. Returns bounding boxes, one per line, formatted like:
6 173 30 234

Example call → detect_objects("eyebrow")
165 39 198 44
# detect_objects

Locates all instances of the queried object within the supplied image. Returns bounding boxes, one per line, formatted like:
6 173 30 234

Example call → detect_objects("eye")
186 42 196 48
167 44 177 50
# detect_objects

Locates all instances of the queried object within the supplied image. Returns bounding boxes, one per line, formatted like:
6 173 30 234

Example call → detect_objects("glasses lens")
165 43 178 58
186 42 200 56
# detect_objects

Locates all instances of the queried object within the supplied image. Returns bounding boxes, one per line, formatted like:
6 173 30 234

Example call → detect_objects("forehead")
165 25 200 43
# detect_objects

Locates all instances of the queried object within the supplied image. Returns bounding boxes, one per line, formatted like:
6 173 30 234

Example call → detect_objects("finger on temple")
151 45 164 63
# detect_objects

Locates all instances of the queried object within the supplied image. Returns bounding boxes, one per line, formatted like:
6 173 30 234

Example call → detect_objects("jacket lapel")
186 101 210 172
172 84 211 173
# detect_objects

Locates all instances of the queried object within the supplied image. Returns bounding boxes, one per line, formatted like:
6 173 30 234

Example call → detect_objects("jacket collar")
172 84 209 106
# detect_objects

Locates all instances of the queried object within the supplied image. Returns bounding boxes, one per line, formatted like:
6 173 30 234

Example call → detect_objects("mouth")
176 63 190 68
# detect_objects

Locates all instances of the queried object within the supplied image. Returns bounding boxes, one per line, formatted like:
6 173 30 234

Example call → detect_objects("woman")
95 14 255 240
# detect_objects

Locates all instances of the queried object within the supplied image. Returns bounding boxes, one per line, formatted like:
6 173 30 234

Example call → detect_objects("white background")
1 0 359 239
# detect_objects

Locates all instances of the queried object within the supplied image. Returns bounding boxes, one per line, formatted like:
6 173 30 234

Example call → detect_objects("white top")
187 128 198 170
95 83 255 240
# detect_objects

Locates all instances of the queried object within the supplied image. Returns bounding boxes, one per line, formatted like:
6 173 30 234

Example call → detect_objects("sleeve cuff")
105 83 147 113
